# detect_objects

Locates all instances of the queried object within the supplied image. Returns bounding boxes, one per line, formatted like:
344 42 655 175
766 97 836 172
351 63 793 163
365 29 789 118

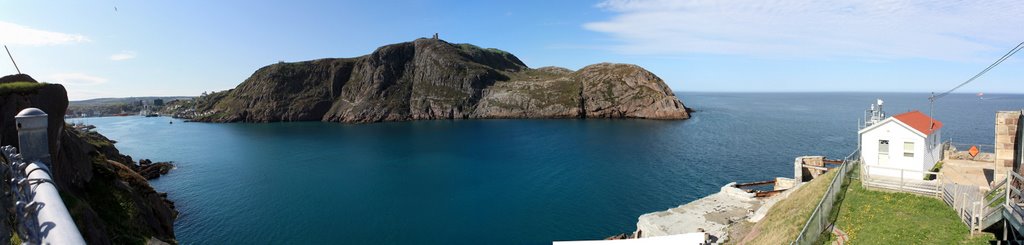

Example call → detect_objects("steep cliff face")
0 74 176 244
185 38 689 123
0 74 67 164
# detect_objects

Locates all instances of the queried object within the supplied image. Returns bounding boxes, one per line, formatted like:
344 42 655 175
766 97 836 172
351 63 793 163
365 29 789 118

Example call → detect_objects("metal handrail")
987 190 1006 207
993 178 1008 190
1 146 85 244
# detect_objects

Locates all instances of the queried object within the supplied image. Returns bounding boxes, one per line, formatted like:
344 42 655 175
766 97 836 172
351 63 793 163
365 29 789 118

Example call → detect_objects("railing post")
1007 173 1013 207
900 169 905 192
15 108 50 165
13 108 85 244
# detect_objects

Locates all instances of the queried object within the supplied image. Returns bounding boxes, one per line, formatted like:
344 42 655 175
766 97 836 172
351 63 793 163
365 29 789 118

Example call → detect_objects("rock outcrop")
174 38 689 123
0 74 177 244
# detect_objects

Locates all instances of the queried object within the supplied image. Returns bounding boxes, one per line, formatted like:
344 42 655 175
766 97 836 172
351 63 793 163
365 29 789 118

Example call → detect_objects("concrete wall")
860 119 939 179
924 130 942 171
995 111 1021 174
775 177 798 190
795 156 826 181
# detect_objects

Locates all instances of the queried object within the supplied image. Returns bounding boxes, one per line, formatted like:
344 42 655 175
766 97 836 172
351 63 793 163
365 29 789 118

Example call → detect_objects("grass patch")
0 81 46 95
82 155 148 244
925 161 944 180
737 169 839 244
456 43 511 56
832 172 993 244
985 187 1005 208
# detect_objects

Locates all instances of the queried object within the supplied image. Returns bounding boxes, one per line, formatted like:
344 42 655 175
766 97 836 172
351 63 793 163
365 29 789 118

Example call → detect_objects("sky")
1 0 1022 100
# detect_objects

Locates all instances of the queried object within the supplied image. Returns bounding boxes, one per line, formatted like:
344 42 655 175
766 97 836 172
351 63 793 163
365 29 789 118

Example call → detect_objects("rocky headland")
0 74 177 244
165 38 690 123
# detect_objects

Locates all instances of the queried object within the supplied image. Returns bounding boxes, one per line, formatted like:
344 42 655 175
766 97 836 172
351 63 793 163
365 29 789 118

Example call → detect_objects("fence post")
900 169 904 192
15 108 50 164
1008 173 1013 207
14 108 86 244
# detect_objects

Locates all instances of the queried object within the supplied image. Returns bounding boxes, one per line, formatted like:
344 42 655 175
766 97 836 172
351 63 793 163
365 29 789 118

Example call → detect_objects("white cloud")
110 51 137 61
585 0 1024 61
0 21 90 46
47 73 108 86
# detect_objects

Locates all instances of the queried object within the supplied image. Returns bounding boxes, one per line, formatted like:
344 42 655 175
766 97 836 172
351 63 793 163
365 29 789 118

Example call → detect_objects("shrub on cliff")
0 81 47 96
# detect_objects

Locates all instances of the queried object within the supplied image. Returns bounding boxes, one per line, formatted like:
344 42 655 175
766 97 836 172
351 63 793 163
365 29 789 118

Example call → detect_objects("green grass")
925 161 944 180
456 43 511 56
832 174 994 244
736 169 840 244
0 81 46 95
985 187 1005 208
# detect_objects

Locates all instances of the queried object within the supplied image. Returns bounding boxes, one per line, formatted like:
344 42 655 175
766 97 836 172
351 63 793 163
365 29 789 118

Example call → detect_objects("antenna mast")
4 45 21 74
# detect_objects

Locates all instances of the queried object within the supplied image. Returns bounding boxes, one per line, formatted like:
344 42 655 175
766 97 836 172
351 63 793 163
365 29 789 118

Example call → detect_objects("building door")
878 140 890 166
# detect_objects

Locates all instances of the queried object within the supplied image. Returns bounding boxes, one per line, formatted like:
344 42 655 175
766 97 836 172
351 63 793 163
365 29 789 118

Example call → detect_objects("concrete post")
15 108 50 165
14 108 86 244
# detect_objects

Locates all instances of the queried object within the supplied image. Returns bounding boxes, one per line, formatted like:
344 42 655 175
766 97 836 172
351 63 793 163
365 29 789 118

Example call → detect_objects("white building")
859 109 943 179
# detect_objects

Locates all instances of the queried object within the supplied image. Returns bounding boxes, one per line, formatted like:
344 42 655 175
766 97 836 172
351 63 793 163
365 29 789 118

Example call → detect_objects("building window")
904 142 914 157
879 140 889 153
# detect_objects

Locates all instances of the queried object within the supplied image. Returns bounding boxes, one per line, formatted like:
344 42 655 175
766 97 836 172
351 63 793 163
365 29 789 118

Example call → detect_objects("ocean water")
73 92 1024 244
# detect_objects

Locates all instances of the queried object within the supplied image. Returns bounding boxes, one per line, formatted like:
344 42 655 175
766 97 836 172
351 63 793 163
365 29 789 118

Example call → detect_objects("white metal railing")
1 146 85 244
0 108 86 244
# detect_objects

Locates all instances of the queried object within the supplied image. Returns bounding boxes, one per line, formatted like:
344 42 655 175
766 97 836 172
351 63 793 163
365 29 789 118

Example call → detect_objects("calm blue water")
73 92 1023 244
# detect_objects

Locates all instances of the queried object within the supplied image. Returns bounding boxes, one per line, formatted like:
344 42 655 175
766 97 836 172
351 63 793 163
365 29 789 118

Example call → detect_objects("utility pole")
4 45 21 74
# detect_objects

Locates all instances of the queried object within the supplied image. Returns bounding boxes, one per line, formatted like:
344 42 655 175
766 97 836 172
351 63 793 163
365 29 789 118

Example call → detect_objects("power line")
930 41 1024 102
925 41 1023 131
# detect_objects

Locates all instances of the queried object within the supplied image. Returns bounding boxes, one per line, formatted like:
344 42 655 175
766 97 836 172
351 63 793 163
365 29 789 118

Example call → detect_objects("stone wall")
794 156 826 181
995 111 1021 174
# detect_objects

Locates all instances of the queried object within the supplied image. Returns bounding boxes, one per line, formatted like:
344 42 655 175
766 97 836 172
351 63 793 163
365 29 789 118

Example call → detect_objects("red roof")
892 111 942 135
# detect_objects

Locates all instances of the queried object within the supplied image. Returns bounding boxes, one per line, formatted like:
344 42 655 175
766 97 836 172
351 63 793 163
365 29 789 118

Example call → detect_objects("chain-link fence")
792 149 859 245
0 146 86 244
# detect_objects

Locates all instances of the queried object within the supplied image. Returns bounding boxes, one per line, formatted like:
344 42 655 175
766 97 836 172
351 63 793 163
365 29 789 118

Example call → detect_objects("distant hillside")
69 96 193 117
170 38 690 123
70 96 193 106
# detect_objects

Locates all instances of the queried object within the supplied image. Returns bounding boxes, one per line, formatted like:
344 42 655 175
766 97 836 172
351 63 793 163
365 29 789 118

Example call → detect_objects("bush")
924 161 943 180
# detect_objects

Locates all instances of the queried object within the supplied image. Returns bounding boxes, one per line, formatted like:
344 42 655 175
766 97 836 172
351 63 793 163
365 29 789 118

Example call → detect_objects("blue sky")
1 0 1022 100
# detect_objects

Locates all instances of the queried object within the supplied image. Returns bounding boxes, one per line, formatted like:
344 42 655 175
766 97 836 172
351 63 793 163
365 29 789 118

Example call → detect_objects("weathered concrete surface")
941 159 999 191
554 233 708 245
635 183 759 241
774 177 798 191
995 111 1021 174
748 180 808 224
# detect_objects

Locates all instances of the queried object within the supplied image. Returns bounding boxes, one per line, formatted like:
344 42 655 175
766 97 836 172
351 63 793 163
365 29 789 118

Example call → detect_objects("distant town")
67 96 193 118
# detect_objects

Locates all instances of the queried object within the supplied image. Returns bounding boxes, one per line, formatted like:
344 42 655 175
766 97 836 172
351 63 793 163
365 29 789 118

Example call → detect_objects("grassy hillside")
736 169 838 244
